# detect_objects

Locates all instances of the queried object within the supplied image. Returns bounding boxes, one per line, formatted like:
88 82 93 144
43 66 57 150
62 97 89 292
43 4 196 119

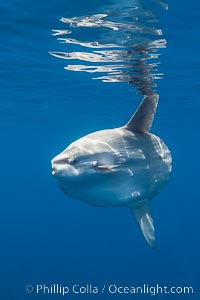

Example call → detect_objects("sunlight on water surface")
50 0 168 95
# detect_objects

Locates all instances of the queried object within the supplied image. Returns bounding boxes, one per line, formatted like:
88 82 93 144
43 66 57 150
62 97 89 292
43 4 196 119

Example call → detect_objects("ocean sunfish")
51 94 172 248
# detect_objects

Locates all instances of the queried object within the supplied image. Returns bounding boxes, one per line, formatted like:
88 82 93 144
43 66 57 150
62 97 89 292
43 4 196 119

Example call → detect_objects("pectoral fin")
97 165 112 171
92 161 117 172
129 200 156 249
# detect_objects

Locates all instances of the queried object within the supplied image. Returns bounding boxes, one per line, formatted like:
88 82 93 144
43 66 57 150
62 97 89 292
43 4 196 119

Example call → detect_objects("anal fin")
129 200 156 249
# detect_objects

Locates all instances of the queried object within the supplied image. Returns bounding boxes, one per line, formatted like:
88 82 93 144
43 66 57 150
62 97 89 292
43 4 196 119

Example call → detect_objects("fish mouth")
51 159 57 175
52 167 56 175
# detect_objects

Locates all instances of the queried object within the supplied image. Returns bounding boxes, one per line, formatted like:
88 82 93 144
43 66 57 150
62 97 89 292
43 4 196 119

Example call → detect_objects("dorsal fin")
125 94 159 133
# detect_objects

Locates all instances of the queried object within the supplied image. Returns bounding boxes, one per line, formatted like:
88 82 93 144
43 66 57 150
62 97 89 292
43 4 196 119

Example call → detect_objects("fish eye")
61 157 76 164
68 157 77 164
72 158 77 164
92 161 98 167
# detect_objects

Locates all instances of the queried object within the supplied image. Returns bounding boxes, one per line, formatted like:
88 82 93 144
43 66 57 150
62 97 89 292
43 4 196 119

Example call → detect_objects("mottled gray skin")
52 94 172 248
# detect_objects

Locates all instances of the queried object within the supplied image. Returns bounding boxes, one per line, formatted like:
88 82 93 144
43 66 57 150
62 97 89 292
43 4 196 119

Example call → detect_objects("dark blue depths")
0 0 200 299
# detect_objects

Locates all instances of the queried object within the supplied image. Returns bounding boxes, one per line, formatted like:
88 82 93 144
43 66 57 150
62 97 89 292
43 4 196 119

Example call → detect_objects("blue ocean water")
0 0 200 299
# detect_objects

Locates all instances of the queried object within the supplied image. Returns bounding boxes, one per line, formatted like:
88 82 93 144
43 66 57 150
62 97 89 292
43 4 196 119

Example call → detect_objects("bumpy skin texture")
52 127 172 208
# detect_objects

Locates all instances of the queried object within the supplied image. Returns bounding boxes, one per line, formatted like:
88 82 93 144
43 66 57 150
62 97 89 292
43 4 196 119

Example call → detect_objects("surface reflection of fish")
50 0 168 95
52 94 172 248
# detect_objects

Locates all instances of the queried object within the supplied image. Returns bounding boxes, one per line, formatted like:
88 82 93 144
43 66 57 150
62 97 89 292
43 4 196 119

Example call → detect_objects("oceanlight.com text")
25 283 195 296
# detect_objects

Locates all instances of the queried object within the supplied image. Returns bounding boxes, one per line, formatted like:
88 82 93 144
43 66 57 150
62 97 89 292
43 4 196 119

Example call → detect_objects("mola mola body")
52 94 172 248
